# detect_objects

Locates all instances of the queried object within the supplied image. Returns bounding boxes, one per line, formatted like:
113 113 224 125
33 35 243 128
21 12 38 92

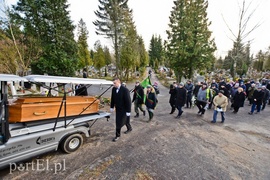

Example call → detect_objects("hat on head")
257 85 262 89
147 85 152 88
179 82 184 86
154 82 158 86
219 90 224 94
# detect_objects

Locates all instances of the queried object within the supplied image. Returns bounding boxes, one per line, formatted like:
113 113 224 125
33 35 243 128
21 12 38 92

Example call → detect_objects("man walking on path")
132 80 146 118
195 83 212 116
176 82 187 118
110 78 132 142
211 90 228 123
185 80 193 108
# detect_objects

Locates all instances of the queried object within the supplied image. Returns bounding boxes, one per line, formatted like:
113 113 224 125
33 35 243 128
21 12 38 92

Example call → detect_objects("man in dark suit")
110 78 132 142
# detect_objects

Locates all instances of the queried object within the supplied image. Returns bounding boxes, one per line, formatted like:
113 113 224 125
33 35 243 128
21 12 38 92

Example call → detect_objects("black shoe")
169 112 173 114
112 137 119 142
248 112 253 115
124 129 132 134
134 114 139 118
211 120 216 123
221 121 224 123
175 116 181 118
143 111 146 116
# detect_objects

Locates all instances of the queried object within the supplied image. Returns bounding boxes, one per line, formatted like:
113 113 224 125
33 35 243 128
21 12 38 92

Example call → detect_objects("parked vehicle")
0 74 113 169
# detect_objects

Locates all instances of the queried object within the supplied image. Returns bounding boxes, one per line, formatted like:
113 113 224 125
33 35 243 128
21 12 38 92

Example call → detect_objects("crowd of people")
169 78 270 123
110 77 270 142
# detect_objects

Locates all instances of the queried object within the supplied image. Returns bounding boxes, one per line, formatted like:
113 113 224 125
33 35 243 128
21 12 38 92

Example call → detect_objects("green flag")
140 76 152 88
139 76 152 103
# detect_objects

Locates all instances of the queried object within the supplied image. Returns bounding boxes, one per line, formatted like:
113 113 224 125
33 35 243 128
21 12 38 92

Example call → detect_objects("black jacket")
252 90 264 105
169 88 177 104
175 87 187 106
111 86 131 128
233 92 246 107
132 85 144 104
145 92 157 109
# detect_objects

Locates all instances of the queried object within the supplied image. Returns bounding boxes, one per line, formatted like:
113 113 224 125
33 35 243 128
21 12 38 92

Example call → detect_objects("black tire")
60 134 83 153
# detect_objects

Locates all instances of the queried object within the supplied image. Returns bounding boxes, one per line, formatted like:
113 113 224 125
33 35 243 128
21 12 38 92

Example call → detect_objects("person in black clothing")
248 86 264 115
185 80 193 108
267 81 270 105
132 81 146 118
175 82 187 118
245 80 251 98
110 78 131 142
261 86 270 111
169 84 177 114
218 79 226 89
75 84 88 96
232 87 246 113
83 68 88 78
193 81 202 98
145 85 157 122
219 85 229 99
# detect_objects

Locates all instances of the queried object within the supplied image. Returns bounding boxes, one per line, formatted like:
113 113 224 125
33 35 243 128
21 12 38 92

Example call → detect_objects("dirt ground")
1 74 270 180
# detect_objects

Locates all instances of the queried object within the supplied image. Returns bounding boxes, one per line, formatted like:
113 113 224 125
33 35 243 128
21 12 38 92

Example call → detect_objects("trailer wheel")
60 134 83 153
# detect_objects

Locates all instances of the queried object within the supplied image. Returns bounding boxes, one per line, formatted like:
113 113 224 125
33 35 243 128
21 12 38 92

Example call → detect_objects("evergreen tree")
93 0 130 76
77 18 91 70
119 10 139 80
215 56 223 69
12 0 78 76
253 50 264 71
148 35 164 69
138 35 148 73
166 0 216 81
93 40 105 77
103 46 112 76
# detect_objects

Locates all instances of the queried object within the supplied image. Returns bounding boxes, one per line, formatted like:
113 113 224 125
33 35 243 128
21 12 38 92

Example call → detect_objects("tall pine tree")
93 0 130 76
149 35 164 69
166 0 216 81
77 18 91 70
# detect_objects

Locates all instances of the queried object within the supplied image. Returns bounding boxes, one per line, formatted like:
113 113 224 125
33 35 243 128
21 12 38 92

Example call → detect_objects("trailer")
0 74 113 169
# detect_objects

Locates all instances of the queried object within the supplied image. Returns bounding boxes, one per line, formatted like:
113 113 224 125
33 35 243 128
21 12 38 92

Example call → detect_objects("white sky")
7 0 270 58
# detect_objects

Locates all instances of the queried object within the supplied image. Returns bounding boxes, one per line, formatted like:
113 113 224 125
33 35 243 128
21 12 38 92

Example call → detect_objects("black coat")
175 87 187 106
233 92 245 107
145 92 157 109
219 87 230 98
252 90 264 105
132 85 144 104
111 86 131 129
169 88 177 105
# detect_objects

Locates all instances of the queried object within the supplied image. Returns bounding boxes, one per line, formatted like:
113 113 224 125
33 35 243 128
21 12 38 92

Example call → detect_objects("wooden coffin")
8 96 99 123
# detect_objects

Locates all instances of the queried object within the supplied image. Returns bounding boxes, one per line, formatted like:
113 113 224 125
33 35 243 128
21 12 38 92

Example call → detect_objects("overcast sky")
7 0 270 58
